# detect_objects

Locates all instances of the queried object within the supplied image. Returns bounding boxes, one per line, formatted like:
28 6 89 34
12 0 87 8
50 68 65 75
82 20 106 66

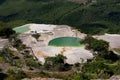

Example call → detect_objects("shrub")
26 58 39 68
32 33 40 40
44 54 70 71
7 68 15 75
0 27 15 38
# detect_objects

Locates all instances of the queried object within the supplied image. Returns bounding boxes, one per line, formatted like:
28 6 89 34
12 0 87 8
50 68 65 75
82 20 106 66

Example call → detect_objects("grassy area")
114 48 120 54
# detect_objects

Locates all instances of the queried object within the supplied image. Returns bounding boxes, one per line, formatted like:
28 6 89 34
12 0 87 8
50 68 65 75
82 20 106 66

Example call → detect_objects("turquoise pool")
48 37 84 47
13 26 30 33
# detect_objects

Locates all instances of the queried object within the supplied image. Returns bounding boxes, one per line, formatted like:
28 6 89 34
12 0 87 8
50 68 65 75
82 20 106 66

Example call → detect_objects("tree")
12 38 26 50
82 36 109 52
54 54 67 64
73 73 92 80
32 33 40 41
0 27 15 38
100 51 119 62
91 40 109 52
6 70 27 80
26 58 39 68
74 74 83 80
7 68 15 75
81 36 96 49
44 54 68 71
0 48 14 63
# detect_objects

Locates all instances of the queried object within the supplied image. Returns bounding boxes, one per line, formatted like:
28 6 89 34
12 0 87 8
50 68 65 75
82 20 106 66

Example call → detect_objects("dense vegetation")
44 54 71 71
0 0 119 34
0 22 15 38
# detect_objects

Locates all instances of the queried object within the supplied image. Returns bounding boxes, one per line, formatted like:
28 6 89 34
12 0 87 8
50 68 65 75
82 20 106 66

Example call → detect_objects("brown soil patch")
60 47 72 54
36 51 48 58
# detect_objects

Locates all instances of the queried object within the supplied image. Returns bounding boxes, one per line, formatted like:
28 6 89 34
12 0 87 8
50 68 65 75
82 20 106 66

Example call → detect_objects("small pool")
13 26 30 33
48 37 84 47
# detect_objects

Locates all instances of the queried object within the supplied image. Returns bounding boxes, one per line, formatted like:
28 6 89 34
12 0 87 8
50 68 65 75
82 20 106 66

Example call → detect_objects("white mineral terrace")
29 24 56 33
93 33 120 48
18 24 93 64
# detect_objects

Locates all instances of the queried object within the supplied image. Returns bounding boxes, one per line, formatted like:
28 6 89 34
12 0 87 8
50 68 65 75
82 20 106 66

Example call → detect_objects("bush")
39 70 49 77
0 27 15 38
44 54 70 71
90 39 109 52
26 58 39 68
0 56 4 62
32 33 40 40
100 51 119 62
7 68 15 75
83 36 109 52
0 48 14 63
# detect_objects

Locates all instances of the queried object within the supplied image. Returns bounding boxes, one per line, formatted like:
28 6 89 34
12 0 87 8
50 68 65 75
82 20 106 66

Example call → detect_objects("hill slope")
0 0 120 34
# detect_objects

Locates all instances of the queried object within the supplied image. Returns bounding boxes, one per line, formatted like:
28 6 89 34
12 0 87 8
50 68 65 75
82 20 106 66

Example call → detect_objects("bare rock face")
110 75 120 80
22 77 62 80
0 39 9 49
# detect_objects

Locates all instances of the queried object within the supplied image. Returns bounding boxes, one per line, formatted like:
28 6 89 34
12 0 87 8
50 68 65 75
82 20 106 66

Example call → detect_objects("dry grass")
24 69 75 79
114 48 120 54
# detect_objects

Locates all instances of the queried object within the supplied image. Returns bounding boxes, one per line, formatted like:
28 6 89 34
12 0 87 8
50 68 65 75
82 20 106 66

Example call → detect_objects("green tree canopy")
44 54 69 71
91 39 109 52
0 27 15 38
83 36 109 52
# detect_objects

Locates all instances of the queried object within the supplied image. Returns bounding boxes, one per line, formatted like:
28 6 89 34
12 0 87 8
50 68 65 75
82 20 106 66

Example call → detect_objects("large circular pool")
48 37 84 47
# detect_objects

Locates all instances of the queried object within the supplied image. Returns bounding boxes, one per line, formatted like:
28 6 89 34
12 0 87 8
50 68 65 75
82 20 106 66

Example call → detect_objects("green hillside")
0 0 120 34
